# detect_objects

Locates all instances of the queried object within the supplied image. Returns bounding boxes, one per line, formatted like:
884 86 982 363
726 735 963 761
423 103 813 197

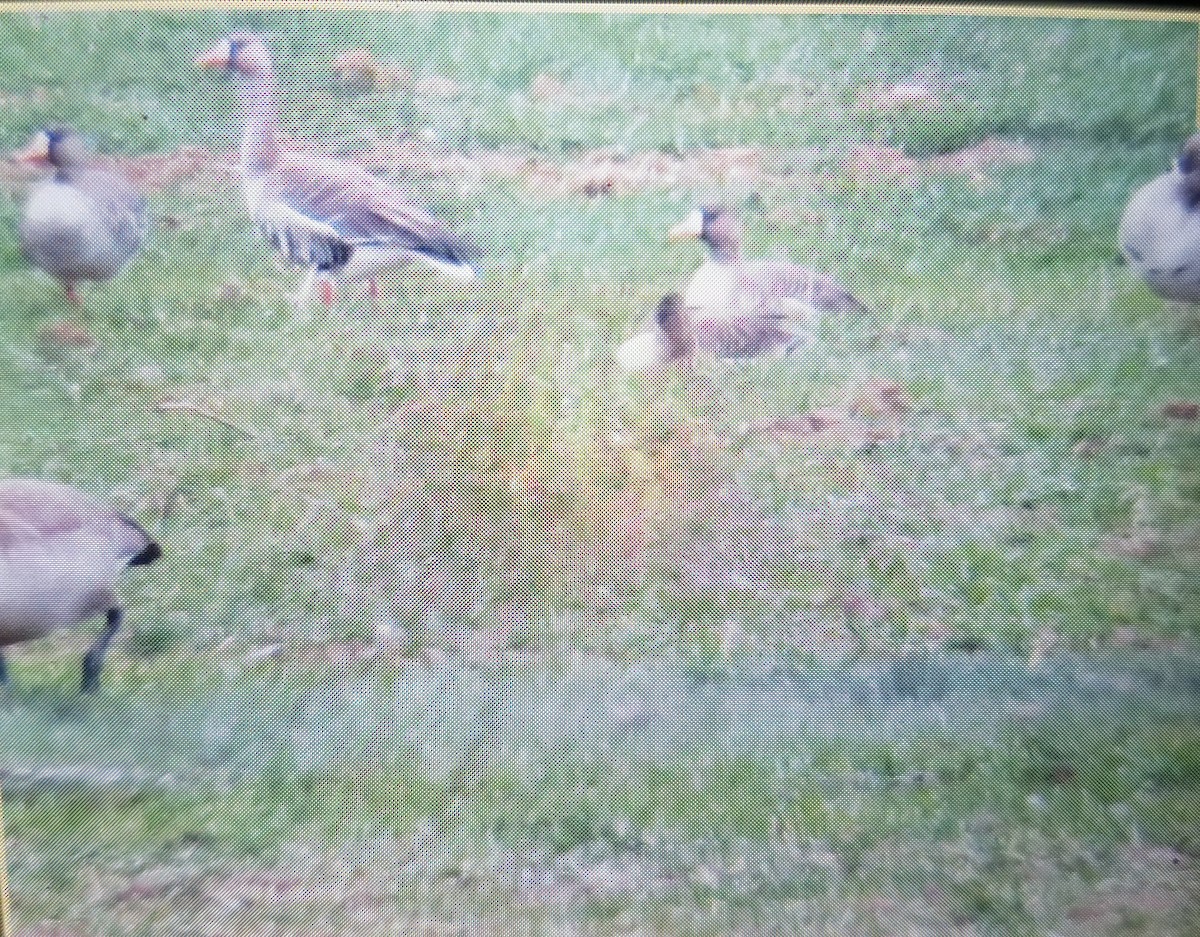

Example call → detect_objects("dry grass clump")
362 364 651 628
350 341 817 641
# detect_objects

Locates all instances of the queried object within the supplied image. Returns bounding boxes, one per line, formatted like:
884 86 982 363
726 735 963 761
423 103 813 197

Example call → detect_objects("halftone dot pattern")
1 5 1199 936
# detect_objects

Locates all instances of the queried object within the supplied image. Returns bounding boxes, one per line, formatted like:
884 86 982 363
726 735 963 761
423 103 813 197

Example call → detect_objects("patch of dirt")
5 142 234 202
108 870 204 907
846 145 921 187
106 145 238 197
331 48 412 91
354 137 537 187
328 48 458 99
1161 400 1200 421
36 320 97 358
1109 627 1190 652
846 136 1035 189
735 377 914 449
854 80 943 112
1101 531 1168 559
846 378 913 418
925 137 1035 175
1063 845 1197 932
528 72 624 109
526 146 694 196
91 132 1034 204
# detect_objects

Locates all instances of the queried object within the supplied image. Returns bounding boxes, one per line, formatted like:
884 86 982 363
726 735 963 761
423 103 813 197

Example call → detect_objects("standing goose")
15 127 148 305
1119 133 1200 303
195 33 480 309
0 478 161 693
667 205 866 355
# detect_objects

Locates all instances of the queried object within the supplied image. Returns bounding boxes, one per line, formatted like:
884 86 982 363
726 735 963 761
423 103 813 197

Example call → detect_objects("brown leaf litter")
36 319 96 357
854 79 944 112
330 48 460 98
735 378 914 448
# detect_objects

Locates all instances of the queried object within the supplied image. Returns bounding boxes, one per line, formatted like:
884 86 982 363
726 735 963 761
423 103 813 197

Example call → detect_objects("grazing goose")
1119 133 1200 303
0 478 161 693
195 33 480 308
667 205 866 355
14 127 148 305
616 293 696 371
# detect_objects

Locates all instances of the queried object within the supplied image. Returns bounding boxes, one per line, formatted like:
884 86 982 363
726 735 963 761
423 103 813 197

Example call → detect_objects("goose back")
0 479 159 641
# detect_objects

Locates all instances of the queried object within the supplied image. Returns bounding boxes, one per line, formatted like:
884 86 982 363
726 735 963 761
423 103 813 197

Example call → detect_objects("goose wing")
692 315 796 358
737 261 867 320
72 168 149 261
253 153 479 276
65 166 148 268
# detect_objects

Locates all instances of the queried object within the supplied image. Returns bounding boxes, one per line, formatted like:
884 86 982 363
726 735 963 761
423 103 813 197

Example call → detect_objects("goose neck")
235 72 281 175
707 241 741 265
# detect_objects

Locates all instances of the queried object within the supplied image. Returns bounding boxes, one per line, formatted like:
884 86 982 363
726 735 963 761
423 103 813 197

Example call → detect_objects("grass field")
1 6 1200 935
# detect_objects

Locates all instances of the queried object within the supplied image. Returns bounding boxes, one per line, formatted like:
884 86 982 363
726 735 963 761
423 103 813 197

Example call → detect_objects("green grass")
2 7 1200 936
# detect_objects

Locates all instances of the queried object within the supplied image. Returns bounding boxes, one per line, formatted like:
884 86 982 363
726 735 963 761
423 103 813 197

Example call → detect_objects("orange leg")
65 282 81 306
319 278 336 308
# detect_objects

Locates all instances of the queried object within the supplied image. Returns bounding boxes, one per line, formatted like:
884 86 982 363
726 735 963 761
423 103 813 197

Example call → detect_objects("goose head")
13 126 92 173
615 293 695 372
195 33 274 79
668 206 743 263
655 292 696 363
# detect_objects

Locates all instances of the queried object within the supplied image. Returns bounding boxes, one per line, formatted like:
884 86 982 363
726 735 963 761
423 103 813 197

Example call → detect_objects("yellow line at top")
0 783 10 937
0 0 1198 20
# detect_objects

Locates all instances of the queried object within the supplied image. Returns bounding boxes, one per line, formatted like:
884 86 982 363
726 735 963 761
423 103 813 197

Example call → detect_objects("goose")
0 478 161 693
195 33 480 309
667 205 866 355
1119 133 1200 303
14 127 148 305
616 293 695 371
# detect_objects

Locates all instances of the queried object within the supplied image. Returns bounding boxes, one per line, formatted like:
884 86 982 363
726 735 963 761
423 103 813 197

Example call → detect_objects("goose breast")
1119 172 1200 302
